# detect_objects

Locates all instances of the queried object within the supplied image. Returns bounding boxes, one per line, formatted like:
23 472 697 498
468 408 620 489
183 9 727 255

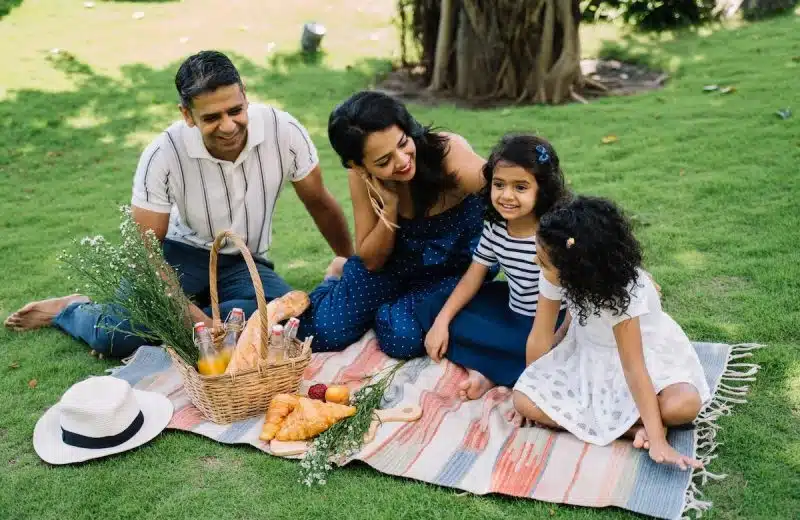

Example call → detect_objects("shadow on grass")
0 49 390 290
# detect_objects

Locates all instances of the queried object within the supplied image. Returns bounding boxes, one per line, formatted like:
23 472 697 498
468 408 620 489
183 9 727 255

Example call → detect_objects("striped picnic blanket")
111 331 761 519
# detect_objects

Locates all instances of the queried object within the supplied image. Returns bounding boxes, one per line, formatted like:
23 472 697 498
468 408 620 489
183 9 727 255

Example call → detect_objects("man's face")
181 83 248 160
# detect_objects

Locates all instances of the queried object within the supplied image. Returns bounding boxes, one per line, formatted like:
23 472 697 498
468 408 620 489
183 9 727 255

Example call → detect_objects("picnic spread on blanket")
32 227 763 520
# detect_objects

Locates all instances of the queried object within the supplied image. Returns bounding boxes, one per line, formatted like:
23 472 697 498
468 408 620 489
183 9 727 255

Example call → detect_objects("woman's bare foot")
458 369 495 400
324 257 347 279
4 294 89 331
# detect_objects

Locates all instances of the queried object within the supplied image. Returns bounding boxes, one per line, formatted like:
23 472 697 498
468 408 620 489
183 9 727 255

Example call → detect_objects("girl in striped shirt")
417 134 570 400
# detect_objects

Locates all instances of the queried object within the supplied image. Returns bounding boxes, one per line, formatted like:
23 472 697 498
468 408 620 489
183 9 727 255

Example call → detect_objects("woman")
298 91 492 359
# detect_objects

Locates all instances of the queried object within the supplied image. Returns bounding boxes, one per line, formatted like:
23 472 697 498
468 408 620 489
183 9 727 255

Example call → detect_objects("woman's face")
359 125 417 182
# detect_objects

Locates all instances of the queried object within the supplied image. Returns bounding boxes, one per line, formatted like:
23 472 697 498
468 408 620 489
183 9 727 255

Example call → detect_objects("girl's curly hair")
537 195 643 325
480 134 569 224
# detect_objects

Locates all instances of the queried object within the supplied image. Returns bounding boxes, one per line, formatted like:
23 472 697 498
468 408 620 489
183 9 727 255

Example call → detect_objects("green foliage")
582 0 719 30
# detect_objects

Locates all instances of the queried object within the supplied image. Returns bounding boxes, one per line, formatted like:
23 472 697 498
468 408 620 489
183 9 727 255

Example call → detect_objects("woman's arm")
441 133 486 195
348 170 399 271
525 295 561 365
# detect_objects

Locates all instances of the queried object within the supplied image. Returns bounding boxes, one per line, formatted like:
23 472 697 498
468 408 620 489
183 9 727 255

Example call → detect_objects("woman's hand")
648 437 703 471
359 172 399 209
425 318 450 362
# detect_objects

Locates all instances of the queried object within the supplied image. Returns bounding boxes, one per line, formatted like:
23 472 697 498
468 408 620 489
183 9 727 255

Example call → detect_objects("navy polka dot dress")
298 195 489 358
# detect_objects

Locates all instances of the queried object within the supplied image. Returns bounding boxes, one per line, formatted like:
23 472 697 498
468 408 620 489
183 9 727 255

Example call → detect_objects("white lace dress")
513 268 711 446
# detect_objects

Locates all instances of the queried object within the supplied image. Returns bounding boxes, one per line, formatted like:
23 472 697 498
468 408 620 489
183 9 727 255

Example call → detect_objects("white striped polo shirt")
131 102 318 260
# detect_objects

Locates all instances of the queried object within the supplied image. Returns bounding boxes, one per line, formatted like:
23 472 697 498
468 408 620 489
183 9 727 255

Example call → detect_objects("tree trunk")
429 0 457 91
402 0 584 105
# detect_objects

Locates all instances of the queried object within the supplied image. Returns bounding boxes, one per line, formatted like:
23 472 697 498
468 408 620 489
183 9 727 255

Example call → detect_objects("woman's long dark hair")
328 90 456 219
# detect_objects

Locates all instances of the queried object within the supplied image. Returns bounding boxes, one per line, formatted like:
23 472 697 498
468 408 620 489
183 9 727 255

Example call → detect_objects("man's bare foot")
324 257 347 279
458 369 495 401
4 294 89 331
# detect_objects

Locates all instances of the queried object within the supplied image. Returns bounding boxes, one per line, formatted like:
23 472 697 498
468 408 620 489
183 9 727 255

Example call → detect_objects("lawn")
1 1 798 519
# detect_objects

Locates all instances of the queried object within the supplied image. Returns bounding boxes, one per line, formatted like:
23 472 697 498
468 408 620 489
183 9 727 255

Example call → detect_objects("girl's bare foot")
4 294 90 331
458 369 495 400
505 408 533 427
632 426 651 450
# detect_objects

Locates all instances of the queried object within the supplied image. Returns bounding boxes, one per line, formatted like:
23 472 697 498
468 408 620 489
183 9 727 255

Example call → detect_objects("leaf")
28 379 38 389
601 134 618 144
679 169 686 177
776 108 792 120
703 85 719 92
8 362 19 369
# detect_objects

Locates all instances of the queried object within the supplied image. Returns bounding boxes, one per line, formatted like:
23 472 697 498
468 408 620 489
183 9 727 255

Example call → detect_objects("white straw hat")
33 376 173 465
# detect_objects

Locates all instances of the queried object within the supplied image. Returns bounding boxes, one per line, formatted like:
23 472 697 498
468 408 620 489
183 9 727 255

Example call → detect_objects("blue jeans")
52 240 292 358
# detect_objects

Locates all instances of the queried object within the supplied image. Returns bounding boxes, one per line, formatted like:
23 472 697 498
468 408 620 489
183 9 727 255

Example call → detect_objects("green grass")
1 2 798 519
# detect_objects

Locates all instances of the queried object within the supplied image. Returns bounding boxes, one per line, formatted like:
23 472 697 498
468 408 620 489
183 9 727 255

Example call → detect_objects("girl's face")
491 163 537 222
359 125 417 182
533 240 560 285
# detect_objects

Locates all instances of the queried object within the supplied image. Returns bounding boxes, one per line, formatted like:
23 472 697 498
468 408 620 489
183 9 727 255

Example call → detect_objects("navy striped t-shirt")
472 220 544 316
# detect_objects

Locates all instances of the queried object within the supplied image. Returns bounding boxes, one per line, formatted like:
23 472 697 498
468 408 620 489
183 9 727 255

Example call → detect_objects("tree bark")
429 0 457 91
404 0 585 105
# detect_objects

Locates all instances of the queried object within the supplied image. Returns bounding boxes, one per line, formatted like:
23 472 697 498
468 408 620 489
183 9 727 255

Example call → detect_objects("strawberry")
308 383 328 401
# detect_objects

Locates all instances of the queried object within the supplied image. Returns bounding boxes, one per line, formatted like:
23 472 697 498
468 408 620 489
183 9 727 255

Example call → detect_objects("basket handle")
209 231 269 348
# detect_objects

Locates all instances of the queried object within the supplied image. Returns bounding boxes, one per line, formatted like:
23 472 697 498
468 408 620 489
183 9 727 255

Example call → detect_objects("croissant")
275 397 356 441
259 394 300 441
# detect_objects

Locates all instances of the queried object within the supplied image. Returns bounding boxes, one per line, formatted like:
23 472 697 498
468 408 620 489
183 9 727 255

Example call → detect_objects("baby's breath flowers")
58 206 197 362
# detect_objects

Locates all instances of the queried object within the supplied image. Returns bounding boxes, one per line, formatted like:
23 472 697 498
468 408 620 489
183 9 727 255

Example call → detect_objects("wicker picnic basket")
166 231 311 424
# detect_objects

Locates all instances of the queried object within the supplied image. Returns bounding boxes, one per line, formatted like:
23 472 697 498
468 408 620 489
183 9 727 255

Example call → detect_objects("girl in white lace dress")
512 196 711 471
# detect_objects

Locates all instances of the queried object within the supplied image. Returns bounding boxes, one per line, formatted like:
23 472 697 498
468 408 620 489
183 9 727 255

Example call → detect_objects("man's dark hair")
174 50 243 108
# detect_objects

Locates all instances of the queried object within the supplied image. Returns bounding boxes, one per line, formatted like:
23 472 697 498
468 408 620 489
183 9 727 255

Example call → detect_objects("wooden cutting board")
270 404 422 457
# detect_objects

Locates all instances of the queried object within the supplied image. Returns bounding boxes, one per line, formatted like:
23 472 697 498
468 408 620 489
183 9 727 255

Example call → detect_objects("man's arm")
131 206 170 242
130 205 212 326
293 165 354 258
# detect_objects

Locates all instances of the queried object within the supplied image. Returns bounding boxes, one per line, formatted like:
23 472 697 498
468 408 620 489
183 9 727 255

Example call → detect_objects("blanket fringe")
681 343 764 519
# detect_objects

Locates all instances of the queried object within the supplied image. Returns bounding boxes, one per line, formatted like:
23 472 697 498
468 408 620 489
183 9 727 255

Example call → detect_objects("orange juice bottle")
219 308 245 368
194 322 226 376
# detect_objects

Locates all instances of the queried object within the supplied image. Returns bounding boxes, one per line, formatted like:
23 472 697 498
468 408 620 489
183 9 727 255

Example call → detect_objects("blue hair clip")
535 145 550 164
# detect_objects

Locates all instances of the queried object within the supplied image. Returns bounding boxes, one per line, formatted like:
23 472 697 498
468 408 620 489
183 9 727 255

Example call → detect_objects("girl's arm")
525 295 560 365
425 262 489 362
613 318 666 444
348 170 399 271
552 310 571 347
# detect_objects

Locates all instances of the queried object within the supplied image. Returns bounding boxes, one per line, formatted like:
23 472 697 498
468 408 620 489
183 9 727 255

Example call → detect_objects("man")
4 50 353 357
